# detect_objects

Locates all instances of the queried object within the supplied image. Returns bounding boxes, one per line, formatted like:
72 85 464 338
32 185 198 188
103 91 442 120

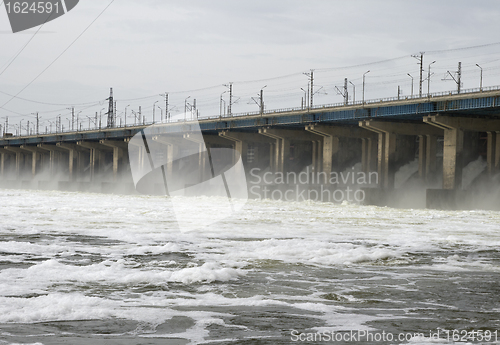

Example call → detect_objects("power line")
0 21 46 77
0 0 115 110
426 41 500 54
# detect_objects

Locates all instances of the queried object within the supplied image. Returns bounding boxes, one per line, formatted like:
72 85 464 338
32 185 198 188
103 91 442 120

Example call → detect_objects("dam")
1 86 499 210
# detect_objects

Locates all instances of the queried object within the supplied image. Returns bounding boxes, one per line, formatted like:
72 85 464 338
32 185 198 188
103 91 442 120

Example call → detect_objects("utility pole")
457 61 462 93
160 92 169 122
443 61 462 94
228 83 233 116
260 87 264 115
335 78 349 105
303 70 314 108
412 52 424 97
106 88 114 128
427 61 436 96
166 93 169 121
250 85 267 116
344 78 348 105
36 112 39 135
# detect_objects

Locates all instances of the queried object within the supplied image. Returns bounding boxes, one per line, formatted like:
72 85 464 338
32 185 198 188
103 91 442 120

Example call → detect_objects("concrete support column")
424 115 500 189
4 146 30 180
360 120 443 188
369 131 397 189
77 141 112 182
444 128 464 189
20 145 48 179
184 133 233 181
361 137 378 174
150 135 182 181
100 140 128 182
259 127 319 174
0 148 15 178
497 132 500 175
486 131 499 176
418 135 437 182
311 140 324 175
306 124 374 176
38 144 68 177
219 131 274 168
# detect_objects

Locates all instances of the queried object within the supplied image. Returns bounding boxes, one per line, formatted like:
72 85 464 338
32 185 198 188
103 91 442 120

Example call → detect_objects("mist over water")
0 188 499 344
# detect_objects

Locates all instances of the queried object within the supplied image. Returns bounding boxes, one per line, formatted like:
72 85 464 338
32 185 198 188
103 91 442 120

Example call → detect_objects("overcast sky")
1 0 500 132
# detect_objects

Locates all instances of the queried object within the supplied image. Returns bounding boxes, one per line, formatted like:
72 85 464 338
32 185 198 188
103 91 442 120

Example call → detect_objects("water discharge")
0 189 499 344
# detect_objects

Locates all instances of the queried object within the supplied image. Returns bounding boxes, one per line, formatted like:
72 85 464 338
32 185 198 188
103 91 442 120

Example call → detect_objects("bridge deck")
1 88 500 146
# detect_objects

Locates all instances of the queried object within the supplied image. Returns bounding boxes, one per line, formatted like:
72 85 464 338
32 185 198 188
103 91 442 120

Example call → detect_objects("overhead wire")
0 0 115 110
0 20 46 77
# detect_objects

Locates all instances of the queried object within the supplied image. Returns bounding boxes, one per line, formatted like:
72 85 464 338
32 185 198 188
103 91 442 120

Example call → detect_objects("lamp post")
260 85 267 115
407 73 414 97
157 106 163 123
300 87 308 109
220 91 227 118
427 60 436 96
99 108 105 129
76 111 82 131
349 81 356 104
184 96 191 121
124 105 130 127
153 101 158 123
476 63 483 91
362 70 370 104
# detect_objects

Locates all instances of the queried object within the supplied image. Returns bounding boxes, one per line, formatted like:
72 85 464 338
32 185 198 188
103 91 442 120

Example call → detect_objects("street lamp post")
300 88 308 109
157 106 163 123
99 108 105 129
362 70 370 104
76 111 82 131
153 101 158 123
124 105 130 127
407 73 414 97
184 96 191 121
220 91 227 118
476 64 483 91
349 81 356 104
427 60 436 96
260 85 267 116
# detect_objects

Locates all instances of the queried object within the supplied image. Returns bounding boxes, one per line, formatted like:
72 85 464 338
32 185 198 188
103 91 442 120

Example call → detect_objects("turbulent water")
0 189 499 345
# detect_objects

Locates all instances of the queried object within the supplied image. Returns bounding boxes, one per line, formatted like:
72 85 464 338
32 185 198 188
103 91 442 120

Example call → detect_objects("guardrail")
3 85 500 138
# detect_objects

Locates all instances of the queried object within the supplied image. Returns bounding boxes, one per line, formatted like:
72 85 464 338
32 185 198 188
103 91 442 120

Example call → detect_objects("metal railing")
3 85 500 138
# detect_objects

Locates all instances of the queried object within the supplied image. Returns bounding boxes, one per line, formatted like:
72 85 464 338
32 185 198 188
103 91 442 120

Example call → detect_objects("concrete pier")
305 124 373 177
0 88 499 210
359 121 442 189
424 116 500 189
